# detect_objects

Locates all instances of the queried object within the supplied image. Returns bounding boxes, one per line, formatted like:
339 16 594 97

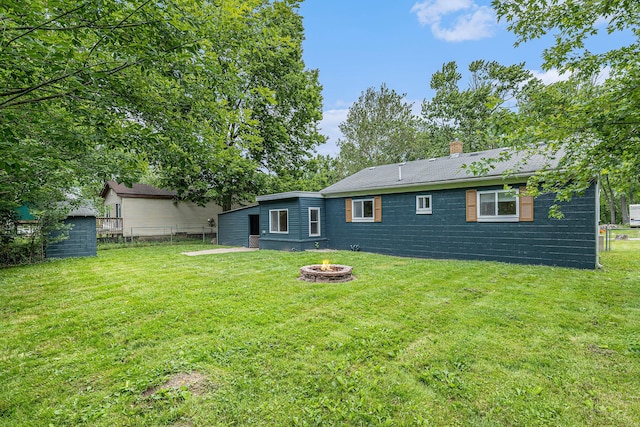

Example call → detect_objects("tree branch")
0 88 31 97
1 29 204 108
84 0 155 66
0 73 76 107
0 62 134 109
5 22 153 32
2 2 89 48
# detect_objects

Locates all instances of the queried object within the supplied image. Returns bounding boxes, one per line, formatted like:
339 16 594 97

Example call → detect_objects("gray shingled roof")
100 181 176 199
321 147 559 196
67 204 99 217
256 191 323 202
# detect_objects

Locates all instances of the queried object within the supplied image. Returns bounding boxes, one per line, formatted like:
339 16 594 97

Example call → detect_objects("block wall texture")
325 184 597 269
46 217 97 259
218 206 260 247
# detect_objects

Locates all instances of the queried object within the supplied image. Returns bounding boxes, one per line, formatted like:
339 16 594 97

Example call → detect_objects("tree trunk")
602 176 617 224
222 194 232 212
621 193 629 225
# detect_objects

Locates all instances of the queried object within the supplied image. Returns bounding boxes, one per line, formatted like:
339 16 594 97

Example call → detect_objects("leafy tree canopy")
336 84 422 176
1 0 324 217
493 0 640 74
421 60 534 155
487 0 640 218
335 62 535 176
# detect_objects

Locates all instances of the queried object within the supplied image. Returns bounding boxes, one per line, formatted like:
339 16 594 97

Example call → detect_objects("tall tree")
1 1 324 216
421 60 534 156
261 154 340 195
150 1 325 210
1 0 168 223
489 0 640 217
336 84 422 176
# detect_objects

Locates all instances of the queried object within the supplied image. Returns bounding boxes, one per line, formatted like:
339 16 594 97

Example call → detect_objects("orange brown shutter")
374 196 382 222
466 190 477 222
519 187 534 222
346 198 352 222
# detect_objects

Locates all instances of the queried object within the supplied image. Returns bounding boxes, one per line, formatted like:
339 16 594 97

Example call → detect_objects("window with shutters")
347 197 382 223
352 199 374 222
477 189 519 222
467 187 533 222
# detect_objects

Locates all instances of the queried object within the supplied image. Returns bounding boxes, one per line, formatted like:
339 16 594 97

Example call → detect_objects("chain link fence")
98 225 216 244
600 226 640 251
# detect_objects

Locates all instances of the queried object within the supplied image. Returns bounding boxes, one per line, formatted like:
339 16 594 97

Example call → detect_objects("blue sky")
297 0 621 156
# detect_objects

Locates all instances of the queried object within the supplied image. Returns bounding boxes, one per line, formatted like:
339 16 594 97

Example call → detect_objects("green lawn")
1 242 639 426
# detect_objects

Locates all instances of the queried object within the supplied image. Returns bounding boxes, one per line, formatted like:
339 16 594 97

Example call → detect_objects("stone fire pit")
299 264 354 283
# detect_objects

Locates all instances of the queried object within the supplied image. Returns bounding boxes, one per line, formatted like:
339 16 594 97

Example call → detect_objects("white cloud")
332 99 352 109
530 69 572 85
411 0 473 25
594 66 611 84
405 98 423 117
530 66 612 86
411 0 497 42
594 16 609 27
315 108 349 156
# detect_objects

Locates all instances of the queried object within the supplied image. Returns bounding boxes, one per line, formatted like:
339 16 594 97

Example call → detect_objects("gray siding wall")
218 206 260 247
46 217 97 259
325 184 597 269
259 198 327 251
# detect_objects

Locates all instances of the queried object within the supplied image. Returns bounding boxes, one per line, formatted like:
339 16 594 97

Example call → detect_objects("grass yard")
1 242 639 426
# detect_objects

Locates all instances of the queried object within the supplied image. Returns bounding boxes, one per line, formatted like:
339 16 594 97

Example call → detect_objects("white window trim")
352 199 375 222
416 195 432 215
308 207 321 237
477 189 519 222
269 209 289 234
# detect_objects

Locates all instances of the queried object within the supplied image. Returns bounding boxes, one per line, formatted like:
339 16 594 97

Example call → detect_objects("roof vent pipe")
398 162 406 181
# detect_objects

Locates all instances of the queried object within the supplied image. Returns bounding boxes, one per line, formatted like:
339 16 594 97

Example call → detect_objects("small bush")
0 239 44 267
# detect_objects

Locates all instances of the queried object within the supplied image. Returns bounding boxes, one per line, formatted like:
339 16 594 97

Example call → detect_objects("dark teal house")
218 205 260 248
219 192 328 252
218 144 599 269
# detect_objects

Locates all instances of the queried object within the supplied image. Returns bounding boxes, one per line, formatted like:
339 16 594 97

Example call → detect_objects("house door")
249 215 260 248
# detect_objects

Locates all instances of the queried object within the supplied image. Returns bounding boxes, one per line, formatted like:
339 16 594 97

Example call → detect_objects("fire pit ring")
299 264 354 283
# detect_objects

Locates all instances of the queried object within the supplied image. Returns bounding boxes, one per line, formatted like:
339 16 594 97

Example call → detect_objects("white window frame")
352 199 374 222
477 189 519 222
308 207 321 237
416 195 432 215
269 209 289 233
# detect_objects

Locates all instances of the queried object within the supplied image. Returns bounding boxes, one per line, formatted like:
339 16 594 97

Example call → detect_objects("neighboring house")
15 204 38 235
46 204 98 259
99 181 222 239
219 142 599 269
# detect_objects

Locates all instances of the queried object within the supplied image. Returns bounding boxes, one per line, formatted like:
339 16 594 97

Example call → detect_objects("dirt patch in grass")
587 344 618 356
143 371 209 397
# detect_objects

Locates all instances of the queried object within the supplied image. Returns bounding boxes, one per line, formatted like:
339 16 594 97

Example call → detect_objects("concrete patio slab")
182 247 259 256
